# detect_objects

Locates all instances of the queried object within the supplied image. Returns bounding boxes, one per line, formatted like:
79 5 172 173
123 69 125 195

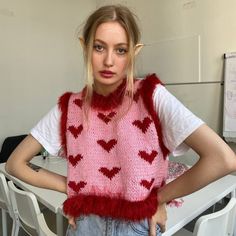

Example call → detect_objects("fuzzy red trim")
91 79 126 111
63 188 158 221
58 92 72 157
141 74 170 159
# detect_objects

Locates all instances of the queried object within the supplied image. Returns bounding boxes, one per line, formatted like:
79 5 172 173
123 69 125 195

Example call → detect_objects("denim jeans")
66 214 162 236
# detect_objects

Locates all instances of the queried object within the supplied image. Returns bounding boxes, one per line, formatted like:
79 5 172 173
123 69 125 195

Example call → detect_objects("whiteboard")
223 52 236 142
136 35 200 84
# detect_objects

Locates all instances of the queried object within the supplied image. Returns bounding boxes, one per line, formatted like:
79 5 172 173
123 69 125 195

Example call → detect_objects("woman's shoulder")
135 74 164 89
133 74 165 101
58 90 84 111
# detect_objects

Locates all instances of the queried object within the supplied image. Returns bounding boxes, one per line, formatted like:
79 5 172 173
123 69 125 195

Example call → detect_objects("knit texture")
59 74 170 220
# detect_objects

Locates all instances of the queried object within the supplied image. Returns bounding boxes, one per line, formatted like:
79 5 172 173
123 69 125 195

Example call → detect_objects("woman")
6 5 236 236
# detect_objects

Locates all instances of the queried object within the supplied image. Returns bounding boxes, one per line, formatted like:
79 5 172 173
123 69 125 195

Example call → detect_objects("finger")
148 219 157 236
68 217 76 230
159 224 166 233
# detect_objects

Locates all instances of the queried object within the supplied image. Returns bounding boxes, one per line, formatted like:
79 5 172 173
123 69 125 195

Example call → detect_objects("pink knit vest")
59 74 169 221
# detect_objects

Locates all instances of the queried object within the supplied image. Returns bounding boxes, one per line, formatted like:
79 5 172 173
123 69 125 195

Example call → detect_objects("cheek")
92 54 101 67
117 58 128 72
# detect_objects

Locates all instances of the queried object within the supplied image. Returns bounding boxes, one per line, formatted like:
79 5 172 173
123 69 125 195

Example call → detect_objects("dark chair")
0 135 27 163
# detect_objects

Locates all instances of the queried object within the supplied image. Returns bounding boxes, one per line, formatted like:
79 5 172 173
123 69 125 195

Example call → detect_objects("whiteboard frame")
223 52 236 142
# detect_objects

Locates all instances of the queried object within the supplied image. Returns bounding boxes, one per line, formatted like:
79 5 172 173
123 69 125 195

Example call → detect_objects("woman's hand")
148 202 167 236
68 216 77 230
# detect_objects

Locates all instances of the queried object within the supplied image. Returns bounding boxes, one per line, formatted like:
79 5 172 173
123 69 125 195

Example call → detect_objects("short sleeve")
30 105 62 156
153 84 204 156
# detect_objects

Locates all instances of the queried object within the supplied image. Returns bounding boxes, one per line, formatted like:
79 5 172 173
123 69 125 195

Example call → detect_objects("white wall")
0 0 95 145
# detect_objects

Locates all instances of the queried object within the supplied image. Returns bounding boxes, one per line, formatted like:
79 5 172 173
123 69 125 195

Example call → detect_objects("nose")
104 49 114 67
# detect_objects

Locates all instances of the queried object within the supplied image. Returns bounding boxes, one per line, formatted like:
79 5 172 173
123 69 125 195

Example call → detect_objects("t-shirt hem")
171 121 205 156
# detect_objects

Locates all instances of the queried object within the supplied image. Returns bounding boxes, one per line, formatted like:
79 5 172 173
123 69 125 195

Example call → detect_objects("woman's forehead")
94 22 128 45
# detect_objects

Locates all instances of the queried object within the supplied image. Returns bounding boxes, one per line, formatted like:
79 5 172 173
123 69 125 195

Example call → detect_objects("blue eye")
116 48 128 55
93 44 104 52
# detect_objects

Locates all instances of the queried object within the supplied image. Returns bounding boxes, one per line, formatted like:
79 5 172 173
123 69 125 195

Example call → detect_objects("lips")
99 70 115 78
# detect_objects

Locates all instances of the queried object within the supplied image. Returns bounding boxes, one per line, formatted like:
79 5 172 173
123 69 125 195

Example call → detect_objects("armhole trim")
58 92 72 157
141 74 170 159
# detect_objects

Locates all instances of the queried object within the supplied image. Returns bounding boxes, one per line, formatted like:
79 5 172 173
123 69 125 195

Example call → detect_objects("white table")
1 156 236 236
0 156 67 236
163 174 236 235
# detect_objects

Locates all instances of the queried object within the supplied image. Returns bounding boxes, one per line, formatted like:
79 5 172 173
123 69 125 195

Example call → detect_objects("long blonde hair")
81 5 141 115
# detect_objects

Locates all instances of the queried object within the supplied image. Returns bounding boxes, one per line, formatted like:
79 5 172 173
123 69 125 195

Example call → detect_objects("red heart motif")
140 178 154 190
99 167 121 180
138 150 158 164
132 117 152 133
133 89 141 102
73 98 82 108
68 181 87 193
97 112 116 124
68 154 83 167
68 125 83 138
97 139 117 152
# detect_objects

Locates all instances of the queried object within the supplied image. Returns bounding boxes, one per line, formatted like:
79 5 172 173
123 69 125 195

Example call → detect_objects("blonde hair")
81 5 141 110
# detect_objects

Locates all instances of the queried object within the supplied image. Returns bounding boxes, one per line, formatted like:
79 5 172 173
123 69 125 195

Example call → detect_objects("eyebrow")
94 39 128 47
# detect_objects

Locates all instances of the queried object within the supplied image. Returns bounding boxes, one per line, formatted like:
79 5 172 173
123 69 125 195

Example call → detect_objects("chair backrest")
8 181 56 236
0 173 14 218
193 197 236 236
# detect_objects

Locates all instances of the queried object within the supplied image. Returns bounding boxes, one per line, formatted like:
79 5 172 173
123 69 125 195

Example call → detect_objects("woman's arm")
5 134 67 193
149 124 236 235
158 124 236 204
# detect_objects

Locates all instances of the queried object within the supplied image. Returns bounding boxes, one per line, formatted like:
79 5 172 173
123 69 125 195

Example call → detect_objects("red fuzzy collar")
90 79 126 111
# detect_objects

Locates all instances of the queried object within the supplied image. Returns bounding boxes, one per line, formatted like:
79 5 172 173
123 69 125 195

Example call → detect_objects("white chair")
173 197 236 236
0 173 18 236
8 180 56 236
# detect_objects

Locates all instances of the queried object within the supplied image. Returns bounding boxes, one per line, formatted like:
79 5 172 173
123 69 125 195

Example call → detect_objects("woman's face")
91 21 129 95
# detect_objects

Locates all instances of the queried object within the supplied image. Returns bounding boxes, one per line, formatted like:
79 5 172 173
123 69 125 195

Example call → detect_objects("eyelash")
116 48 128 55
93 44 104 52
93 44 128 55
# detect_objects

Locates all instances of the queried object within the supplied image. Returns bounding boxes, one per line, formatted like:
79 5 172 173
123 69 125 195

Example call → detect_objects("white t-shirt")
31 84 204 157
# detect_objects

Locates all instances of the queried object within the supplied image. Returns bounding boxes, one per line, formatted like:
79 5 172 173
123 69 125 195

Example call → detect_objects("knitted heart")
73 98 82 108
99 167 121 180
68 125 83 138
138 150 158 164
97 139 117 152
140 178 154 190
68 181 87 193
68 154 83 167
132 117 152 133
133 89 141 102
97 112 116 124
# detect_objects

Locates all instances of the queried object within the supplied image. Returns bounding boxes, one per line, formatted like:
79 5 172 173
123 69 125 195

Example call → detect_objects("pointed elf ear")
134 43 144 56
79 37 86 50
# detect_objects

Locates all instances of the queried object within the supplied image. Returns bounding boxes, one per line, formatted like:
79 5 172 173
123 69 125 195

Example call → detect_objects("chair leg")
1 209 8 236
11 219 20 236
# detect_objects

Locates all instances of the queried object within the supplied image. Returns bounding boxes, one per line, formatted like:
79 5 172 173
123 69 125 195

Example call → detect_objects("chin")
98 77 121 85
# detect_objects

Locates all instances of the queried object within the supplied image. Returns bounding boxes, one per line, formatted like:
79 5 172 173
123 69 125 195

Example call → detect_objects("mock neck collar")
90 79 127 111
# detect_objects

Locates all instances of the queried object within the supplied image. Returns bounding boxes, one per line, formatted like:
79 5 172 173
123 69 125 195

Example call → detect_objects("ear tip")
135 43 144 47
79 37 85 47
